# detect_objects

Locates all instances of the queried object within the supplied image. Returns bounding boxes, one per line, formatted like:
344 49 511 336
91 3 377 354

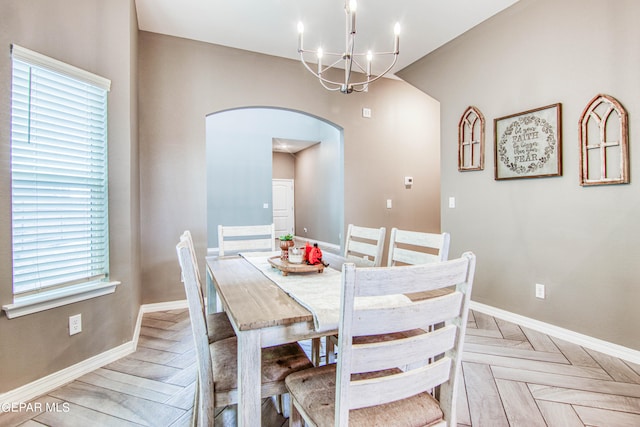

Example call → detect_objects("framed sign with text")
494 103 562 180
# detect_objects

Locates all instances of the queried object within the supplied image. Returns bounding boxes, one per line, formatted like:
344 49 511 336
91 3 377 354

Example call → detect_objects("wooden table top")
206 256 313 331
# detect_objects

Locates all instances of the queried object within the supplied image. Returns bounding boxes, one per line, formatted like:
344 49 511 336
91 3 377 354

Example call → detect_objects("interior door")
273 179 294 238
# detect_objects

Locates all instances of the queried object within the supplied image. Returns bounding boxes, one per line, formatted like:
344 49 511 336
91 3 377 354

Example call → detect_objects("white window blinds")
10 45 111 295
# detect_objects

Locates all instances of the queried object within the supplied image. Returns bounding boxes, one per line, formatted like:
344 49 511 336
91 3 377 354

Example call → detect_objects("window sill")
2 281 120 319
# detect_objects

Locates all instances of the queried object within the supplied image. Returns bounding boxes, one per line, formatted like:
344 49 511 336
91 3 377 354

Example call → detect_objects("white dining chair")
317 224 387 365
176 240 314 426
217 223 276 256
180 231 235 344
343 224 386 267
326 227 448 364
286 253 476 427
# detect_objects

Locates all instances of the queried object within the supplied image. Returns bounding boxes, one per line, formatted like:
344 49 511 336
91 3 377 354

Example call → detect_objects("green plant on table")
279 234 293 241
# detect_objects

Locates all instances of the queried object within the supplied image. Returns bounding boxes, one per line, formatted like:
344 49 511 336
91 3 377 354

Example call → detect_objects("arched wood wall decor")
458 106 485 171
579 94 629 186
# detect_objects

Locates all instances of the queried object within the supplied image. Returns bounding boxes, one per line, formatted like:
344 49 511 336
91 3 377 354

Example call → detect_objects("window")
6 45 115 315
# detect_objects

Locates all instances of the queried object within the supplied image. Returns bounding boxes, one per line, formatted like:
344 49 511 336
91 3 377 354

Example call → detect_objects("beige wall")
273 152 295 179
293 139 342 245
399 0 640 350
0 0 141 392
138 31 441 303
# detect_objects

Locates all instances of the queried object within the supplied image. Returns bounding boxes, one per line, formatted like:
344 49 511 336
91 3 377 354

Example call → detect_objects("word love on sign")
494 103 562 180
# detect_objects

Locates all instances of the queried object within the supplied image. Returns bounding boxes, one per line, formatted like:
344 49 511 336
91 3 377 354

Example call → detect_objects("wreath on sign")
498 115 556 175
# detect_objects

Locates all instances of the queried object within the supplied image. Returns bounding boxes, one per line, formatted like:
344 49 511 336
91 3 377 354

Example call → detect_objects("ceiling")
272 138 320 154
135 0 519 78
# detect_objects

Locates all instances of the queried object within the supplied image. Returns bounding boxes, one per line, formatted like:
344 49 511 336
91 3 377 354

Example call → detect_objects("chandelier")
297 0 400 94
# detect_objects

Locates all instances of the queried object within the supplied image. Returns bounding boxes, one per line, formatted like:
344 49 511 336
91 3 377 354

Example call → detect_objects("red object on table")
308 243 323 265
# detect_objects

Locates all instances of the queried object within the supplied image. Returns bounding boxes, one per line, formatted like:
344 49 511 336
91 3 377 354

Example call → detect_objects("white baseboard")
0 341 135 406
0 299 188 406
470 301 640 365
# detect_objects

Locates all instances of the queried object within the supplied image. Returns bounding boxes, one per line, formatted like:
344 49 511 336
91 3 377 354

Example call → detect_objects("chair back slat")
354 256 470 297
335 252 476 426
218 224 275 256
176 241 215 426
346 240 379 260
388 228 450 267
348 358 452 410
350 325 457 374
351 292 463 336
344 224 386 267
391 247 441 265
349 225 385 241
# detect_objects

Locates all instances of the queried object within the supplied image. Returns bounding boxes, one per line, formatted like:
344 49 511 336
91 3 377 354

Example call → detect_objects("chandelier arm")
350 57 367 74
356 50 398 56
299 53 348 89
319 79 342 92
299 48 344 57
321 57 345 73
349 54 399 88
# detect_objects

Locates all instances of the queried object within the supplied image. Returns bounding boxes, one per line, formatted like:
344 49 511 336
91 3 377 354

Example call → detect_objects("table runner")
240 252 411 333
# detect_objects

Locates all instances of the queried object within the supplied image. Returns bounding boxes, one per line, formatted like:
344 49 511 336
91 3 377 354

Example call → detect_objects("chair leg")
289 397 304 427
274 395 283 414
326 335 336 364
273 393 291 418
281 393 290 418
311 337 321 366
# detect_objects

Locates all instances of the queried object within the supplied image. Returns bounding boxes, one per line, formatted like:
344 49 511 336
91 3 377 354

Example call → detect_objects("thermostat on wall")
404 176 413 186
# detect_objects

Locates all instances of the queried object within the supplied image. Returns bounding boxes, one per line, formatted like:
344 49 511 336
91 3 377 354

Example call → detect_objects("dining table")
205 251 349 427
205 250 437 426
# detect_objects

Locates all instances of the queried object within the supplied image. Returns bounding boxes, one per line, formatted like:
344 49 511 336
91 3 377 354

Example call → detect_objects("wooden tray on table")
268 256 324 276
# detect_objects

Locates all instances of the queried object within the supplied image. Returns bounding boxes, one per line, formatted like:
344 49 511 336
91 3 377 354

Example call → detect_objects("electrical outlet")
535 283 545 299
69 314 82 335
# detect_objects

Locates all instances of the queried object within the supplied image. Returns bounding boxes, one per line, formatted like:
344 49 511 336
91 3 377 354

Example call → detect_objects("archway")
205 107 344 250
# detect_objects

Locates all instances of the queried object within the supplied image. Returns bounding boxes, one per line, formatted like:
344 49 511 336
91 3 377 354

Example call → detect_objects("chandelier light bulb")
394 23 401 53
297 22 304 52
317 47 323 74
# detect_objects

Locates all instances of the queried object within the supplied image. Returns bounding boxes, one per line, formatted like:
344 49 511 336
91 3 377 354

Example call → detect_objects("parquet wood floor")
1 308 639 426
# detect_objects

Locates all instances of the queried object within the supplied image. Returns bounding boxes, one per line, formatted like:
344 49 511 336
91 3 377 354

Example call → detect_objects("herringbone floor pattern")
1 308 639 426
461 310 640 426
